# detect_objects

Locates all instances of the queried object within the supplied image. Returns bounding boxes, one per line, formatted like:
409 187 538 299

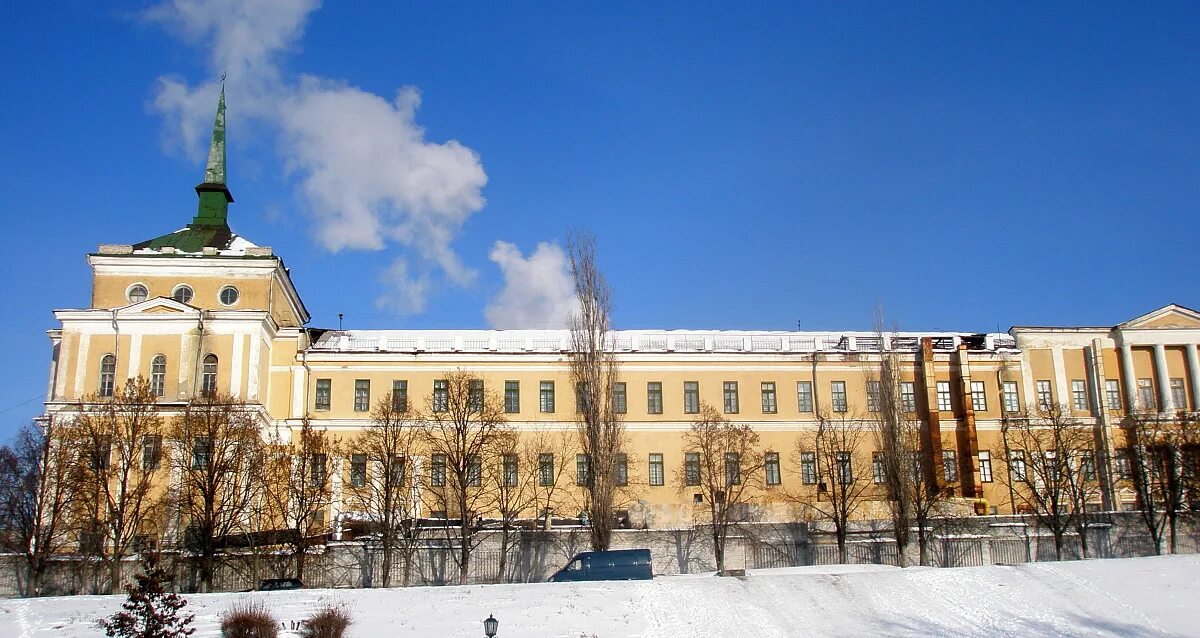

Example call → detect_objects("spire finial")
193 80 234 226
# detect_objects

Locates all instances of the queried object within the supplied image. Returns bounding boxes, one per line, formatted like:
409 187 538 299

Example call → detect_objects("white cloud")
485 241 579 329
375 258 429 316
145 0 487 314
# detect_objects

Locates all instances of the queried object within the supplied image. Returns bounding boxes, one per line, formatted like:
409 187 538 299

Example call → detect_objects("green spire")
193 79 233 227
203 84 226 184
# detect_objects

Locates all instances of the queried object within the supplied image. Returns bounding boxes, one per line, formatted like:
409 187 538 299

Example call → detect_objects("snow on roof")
130 230 260 256
308 329 1019 355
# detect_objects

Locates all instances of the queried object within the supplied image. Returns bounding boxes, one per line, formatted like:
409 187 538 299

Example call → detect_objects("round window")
127 284 148 304
219 285 240 306
172 285 194 304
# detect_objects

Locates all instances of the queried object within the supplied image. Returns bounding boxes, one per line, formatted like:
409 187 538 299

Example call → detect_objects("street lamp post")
483 614 498 637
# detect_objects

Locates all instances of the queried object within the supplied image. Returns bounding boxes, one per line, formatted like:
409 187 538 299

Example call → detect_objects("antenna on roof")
796 320 802 331
339 313 344 331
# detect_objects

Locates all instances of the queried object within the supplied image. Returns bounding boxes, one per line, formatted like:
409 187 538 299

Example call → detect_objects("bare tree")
677 404 764 572
263 416 339 583
169 393 263 592
524 430 576 531
793 411 875 564
865 312 957 567
67 378 166 592
1122 410 1199 554
567 231 625 552
0 420 80 596
487 431 541 583
997 401 1100 560
419 371 510 585
349 393 421 587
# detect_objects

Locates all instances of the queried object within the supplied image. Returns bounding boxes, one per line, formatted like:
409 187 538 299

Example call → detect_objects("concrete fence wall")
2 512 1196 597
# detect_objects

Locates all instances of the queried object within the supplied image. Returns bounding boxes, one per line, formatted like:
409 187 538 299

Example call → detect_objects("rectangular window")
831 381 848 413
503 454 518 487
724 452 741 486
1003 382 1020 413
315 378 331 411
647 382 663 415
765 452 781 485
612 382 627 414
1105 380 1122 411
900 382 916 413
433 380 449 412
354 379 370 412
866 381 881 413
538 453 554 486
504 380 520 413
613 453 628 486
575 382 590 414
971 380 987 412
191 437 210 470
540 381 555 413
937 381 952 411
1071 379 1088 411
1036 380 1054 410
836 451 853 485
1079 450 1096 481
468 380 484 413
872 452 885 484
1010 449 1027 482
392 380 408 412
796 381 813 413
648 453 664 486
389 458 406 486
1114 449 1130 480
309 453 327 487
761 382 778 414
142 435 161 471
467 455 482 487
723 382 739 414
942 450 957 483
685 452 700 486
431 454 446 487
978 451 993 483
801 451 817 485
1138 378 1155 411
350 453 366 488
683 381 700 414
1171 378 1187 410
575 454 590 486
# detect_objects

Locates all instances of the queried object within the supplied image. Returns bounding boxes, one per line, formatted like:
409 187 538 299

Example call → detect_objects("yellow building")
43 93 1200 537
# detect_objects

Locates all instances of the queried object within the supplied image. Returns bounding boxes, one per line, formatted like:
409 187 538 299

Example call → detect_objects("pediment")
1119 304 1200 330
119 296 197 315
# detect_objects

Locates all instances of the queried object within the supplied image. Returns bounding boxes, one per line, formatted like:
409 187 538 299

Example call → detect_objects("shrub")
100 556 195 638
300 605 352 638
220 599 278 638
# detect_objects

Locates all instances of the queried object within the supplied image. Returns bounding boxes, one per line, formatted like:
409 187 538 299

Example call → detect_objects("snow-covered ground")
2 555 1197 637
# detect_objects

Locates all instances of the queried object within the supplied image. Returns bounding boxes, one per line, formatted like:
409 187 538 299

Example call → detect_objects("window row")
125 282 240 306
97 353 218 398
314 378 1016 415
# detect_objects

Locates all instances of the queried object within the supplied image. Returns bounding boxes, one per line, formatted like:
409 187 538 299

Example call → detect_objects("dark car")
257 578 304 591
548 549 653 582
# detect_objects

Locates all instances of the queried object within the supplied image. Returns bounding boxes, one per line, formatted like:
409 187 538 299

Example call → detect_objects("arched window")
201 354 218 397
99 354 116 398
150 355 167 398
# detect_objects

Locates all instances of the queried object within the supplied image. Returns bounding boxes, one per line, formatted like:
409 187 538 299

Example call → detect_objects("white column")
73 334 91 398
53 335 71 401
1120 343 1137 411
331 457 344 541
1153 344 1173 412
229 334 245 398
1051 347 1069 410
127 333 142 381
1186 344 1200 412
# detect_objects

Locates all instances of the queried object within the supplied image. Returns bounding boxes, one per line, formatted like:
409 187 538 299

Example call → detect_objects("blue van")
548 549 653 582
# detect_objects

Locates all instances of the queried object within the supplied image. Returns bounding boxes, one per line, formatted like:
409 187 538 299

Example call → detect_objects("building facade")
43 94 1200 538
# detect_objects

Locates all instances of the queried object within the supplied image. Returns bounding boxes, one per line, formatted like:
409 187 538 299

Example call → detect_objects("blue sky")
1 2 1198 439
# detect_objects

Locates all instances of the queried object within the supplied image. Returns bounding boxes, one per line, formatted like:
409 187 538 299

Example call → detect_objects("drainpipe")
191 310 206 398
